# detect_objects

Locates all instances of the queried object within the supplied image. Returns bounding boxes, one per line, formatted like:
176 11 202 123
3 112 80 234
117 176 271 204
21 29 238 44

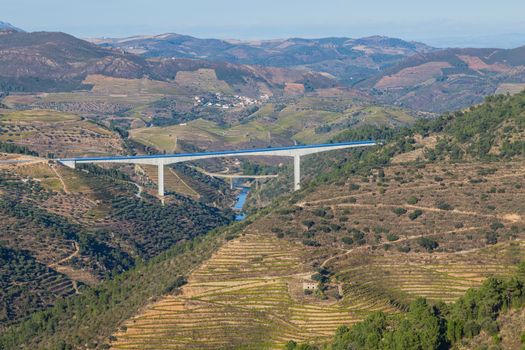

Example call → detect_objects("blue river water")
233 186 250 221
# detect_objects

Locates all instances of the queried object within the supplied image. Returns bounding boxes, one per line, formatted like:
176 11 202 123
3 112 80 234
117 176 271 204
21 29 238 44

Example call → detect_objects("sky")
2 0 525 48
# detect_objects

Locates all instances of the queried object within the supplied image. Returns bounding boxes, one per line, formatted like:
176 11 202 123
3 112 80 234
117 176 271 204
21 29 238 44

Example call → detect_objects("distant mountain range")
90 34 436 84
0 23 524 113
0 30 335 95
90 32 525 112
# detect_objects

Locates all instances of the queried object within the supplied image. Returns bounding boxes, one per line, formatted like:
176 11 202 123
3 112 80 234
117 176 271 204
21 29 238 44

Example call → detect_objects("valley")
0 17 524 350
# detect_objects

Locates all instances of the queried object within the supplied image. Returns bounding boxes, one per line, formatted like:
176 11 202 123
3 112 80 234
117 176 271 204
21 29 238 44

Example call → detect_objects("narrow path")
71 280 80 294
49 241 80 268
125 180 143 198
332 202 514 222
51 165 69 194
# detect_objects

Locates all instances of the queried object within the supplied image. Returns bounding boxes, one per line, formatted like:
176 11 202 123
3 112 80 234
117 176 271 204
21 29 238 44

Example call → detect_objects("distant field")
84 74 179 96
175 68 234 94
2 75 181 114
0 109 79 122
375 61 452 89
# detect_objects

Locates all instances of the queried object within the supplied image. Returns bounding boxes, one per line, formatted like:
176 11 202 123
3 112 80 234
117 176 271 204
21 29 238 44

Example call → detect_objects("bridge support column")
293 155 301 191
158 161 164 197
61 160 76 169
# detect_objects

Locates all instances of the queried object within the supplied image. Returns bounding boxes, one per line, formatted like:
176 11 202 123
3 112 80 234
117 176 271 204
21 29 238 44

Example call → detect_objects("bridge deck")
59 141 376 163
58 141 377 195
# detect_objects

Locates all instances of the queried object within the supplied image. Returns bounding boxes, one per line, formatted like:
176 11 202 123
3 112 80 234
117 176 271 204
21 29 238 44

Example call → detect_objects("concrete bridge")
59 141 376 196
190 166 279 190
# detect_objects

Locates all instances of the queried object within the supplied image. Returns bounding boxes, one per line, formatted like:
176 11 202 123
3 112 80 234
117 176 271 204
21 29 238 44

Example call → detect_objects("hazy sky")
3 0 525 47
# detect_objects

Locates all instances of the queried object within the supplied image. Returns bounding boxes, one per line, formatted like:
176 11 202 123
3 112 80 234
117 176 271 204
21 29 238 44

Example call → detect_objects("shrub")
351 230 365 241
341 237 354 245
436 201 454 210
356 239 366 246
302 220 315 229
386 233 399 242
406 196 419 205
417 237 439 252
313 208 327 217
311 273 328 283
490 222 504 231
408 209 423 220
485 232 498 245
392 207 407 216
330 224 341 232
373 226 389 234
302 239 321 247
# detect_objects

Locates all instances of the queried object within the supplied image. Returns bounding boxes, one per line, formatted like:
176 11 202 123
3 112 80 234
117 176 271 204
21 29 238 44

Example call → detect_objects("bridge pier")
294 155 301 191
158 161 164 197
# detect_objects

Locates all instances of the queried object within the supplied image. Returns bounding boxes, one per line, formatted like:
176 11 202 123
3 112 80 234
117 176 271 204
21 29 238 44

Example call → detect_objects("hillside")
0 157 232 329
363 47 525 112
1 91 523 349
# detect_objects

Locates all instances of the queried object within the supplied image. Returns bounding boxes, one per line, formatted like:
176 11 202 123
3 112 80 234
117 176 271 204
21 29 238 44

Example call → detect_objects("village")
193 92 270 110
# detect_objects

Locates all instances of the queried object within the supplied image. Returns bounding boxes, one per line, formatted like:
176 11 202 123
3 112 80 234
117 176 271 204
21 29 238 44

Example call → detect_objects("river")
233 186 249 221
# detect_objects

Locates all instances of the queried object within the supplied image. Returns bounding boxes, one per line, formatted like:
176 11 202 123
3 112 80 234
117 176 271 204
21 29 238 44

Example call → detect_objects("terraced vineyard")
110 158 525 349
110 233 394 349
334 243 523 305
